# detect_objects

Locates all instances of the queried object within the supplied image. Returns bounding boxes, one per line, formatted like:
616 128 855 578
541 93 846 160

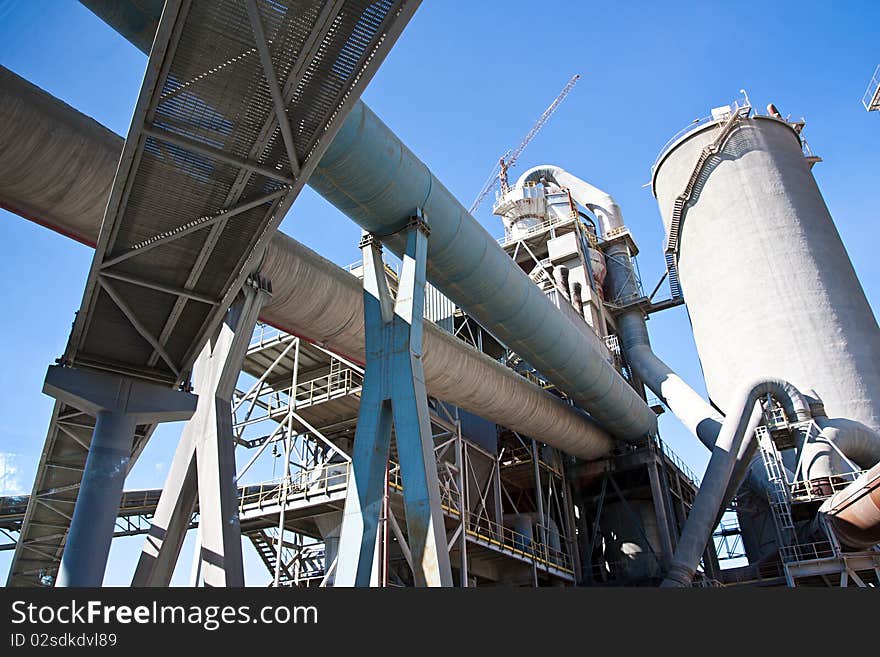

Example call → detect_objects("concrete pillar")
335 217 453 587
42 366 197 587
132 277 270 587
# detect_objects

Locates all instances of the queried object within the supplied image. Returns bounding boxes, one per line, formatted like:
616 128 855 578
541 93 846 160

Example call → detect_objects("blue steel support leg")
42 367 197 586
57 409 137 587
335 233 395 587
335 216 452 587
391 221 453 587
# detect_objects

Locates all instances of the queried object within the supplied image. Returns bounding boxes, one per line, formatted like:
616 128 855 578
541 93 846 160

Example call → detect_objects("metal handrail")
779 541 836 564
497 213 580 247
239 464 350 512
789 469 870 503
249 323 286 349
386 462 574 574
235 368 364 428
241 459 575 575
653 436 701 487
651 97 751 173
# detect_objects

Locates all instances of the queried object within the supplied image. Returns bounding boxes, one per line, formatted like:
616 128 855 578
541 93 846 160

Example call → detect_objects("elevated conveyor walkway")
8 0 418 586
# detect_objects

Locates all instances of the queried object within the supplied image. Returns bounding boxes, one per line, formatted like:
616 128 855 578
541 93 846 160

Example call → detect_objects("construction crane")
469 74 581 215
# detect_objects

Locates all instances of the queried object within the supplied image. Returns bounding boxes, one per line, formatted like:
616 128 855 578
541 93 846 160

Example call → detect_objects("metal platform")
9 0 418 587
66 0 419 386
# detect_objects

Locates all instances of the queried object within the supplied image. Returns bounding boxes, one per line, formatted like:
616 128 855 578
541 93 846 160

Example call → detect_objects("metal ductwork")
0 65 613 460
75 0 656 442
305 104 656 441
662 378 810 587
515 166 723 449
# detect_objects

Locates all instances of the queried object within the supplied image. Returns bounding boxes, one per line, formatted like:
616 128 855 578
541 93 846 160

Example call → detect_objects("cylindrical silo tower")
651 106 880 433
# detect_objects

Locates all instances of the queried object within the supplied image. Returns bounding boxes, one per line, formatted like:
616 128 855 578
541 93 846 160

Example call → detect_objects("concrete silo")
651 105 880 433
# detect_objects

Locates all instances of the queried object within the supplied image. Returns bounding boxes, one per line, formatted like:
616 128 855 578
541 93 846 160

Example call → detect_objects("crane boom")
469 74 580 214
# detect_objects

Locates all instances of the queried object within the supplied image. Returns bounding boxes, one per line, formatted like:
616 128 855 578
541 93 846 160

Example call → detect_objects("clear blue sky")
1 0 878 585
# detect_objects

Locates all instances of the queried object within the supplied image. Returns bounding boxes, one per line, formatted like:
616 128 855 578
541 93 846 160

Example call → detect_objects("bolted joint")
407 211 430 237
246 272 273 297
358 232 382 251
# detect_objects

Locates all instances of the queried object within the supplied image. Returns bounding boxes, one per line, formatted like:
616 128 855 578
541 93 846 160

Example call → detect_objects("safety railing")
249 322 287 349
718 560 785 585
789 469 869 504
235 367 364 428
242 459 575 576
496 213 579 247
387 461 574 575
343 259 400 280
692 573 725 587
779 541 836 564
651 96 751 174
239 463 350 514
497 444 563 477
459 508 575 575
652 436 701 487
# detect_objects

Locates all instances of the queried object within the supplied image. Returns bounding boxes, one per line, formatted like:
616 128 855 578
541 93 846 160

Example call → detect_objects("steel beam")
41 367 196 586
335 217 453 587
132 277 270 587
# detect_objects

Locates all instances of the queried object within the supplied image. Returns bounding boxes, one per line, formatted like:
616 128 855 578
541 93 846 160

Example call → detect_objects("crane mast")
469 74 580 214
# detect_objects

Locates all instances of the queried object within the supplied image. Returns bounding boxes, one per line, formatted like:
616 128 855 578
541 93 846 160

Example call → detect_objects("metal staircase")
246 527 298 585
664 106 750 300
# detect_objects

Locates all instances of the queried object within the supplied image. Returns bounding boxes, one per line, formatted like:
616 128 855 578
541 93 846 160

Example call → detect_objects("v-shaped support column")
335 215 453 587
132 276 271 587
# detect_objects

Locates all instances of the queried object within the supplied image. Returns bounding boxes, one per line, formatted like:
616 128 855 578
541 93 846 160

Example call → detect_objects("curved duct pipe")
801 405 880 548
617 314 724 450
68 4 658 442
662 378 810 587
518 165 624 233
517 166 727 450
0 66 613 461
800 415 880 481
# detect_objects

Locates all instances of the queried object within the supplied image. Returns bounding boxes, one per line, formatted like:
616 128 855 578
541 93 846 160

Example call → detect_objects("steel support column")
41 366 196 586
132 277 271 587
335 216 453 587
647 460 675 568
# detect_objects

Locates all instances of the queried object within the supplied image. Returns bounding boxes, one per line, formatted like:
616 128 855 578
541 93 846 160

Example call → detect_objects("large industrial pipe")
820 461 880 549
517 166 724 449
306 105 655 441
0 66 613 460
802 413 880 481
662 379 810 587
69 2 657 442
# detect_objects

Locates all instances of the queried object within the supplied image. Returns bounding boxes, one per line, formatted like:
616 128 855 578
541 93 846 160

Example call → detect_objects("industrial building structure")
1 1 879 588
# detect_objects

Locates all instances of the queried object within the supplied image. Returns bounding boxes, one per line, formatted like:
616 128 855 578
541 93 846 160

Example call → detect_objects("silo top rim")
649 114 802 197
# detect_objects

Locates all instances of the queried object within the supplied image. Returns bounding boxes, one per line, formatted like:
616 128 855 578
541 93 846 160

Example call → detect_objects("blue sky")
0 0 878 585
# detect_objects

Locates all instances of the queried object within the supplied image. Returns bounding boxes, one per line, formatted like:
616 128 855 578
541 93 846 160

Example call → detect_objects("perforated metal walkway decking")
8 0 419 586
68 0 418 385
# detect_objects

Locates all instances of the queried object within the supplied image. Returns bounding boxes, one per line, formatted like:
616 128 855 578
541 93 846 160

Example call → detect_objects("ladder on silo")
664 106 750 300
756 425 798 553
